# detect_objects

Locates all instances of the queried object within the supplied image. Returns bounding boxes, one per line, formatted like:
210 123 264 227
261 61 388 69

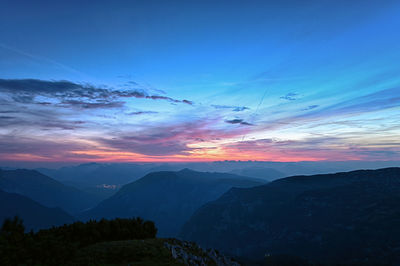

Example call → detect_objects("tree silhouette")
0 216 157 265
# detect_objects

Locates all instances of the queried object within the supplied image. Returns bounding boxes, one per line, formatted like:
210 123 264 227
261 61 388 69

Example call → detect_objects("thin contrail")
241 87 269 141
0 42 92 80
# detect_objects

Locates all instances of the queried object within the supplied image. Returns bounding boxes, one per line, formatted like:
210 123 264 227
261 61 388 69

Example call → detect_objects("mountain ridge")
181 167 400 265
0 169 101 214
81 169 266 237
0 189 74 231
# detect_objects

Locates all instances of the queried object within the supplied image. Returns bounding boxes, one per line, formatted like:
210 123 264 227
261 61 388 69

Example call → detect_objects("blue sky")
0 0 399 162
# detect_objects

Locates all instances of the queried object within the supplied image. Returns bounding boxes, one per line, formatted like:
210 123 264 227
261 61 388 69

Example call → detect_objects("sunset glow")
1 1 399 163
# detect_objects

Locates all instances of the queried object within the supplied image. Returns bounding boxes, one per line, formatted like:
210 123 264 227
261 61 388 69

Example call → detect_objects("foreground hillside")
82 169 264 236
181 167 400 265
0 217 239 266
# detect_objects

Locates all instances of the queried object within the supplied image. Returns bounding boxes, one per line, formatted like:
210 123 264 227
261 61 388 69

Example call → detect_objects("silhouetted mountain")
0 169 101 214
38 162 154 186
81 169 265 237
229 167 285 181
0 189 74 231
181 167 400 265
34 161 400 194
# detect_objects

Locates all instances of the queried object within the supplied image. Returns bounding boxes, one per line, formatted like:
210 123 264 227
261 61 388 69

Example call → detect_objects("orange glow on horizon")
0 146 364 163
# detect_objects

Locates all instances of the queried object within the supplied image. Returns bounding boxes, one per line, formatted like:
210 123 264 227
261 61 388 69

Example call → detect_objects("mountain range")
181 167 400 265
2 165 400 264
81 169 265 236
0 169 101 214
0 189 74 231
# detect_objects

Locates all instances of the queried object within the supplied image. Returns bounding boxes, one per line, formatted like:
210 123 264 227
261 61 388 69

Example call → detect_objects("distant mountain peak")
179 168 194 173
0 168 100 214
82 169 265 237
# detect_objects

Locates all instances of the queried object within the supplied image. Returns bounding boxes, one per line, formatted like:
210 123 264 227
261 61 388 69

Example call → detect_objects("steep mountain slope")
0 189 74 231
82 169 265 237
181 167 400 265
0 169 100 214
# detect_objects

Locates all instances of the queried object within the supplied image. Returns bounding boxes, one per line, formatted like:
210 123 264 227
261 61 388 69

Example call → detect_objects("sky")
0 0 399 163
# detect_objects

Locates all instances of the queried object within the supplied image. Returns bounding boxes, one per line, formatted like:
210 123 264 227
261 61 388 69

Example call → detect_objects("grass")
72 238 184 266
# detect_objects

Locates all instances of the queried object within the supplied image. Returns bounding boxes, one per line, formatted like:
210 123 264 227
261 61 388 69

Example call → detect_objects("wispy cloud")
225 119 253 126
0 113 85 130
223 136 400 161
0 79 194 108
211 105 250 112
0 134 99 161
59 100 125 109
0 74 399 162
95 119 249 157
127 111 158 115
302 105 319 111
280 92 298 101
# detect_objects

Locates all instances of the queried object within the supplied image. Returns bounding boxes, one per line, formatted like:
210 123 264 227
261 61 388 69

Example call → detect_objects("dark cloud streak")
127 111 158 115
0 79 194 108
280 92 298 101
212 105 249 112
225 119 253 126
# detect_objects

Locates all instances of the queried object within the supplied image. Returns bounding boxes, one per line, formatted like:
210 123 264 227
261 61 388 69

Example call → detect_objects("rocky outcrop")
164 239 241 266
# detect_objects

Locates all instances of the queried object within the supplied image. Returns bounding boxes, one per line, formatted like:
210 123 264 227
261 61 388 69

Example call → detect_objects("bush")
0 216 157 265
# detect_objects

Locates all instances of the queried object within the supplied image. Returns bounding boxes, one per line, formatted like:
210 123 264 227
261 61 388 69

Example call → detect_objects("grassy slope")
74 239 182 265
72 238 230 266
